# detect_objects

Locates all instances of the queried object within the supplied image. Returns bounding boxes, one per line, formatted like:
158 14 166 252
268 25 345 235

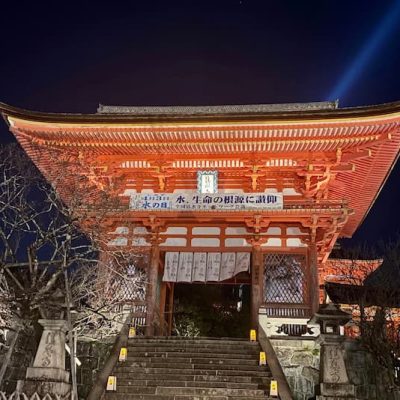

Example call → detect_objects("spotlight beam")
329 2 400 101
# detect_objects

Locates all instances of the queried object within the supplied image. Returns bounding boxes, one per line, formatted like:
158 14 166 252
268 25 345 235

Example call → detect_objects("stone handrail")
258 324 294 400
86 313 131 400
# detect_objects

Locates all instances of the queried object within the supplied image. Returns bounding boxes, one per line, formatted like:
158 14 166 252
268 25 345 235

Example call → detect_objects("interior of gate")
107 223 312 337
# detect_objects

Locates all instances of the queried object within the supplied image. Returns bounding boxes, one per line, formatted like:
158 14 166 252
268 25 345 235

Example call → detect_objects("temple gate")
2 100 400 337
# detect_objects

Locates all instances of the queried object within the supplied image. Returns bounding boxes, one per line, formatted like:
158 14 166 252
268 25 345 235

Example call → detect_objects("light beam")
329 2 400 101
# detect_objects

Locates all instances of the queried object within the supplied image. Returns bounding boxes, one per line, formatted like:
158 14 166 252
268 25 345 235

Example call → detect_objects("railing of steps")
258 324 294 400
86 312 132 400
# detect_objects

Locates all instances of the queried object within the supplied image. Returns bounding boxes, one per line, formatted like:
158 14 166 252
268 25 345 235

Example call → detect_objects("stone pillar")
22 319 71 397
251 245 263 329
145 239 160 336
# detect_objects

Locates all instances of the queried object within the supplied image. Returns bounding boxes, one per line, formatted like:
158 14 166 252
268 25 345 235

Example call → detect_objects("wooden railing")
261 304 312 319
259 304 318 337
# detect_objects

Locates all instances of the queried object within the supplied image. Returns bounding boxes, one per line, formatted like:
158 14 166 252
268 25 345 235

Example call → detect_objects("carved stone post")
22 319 71 397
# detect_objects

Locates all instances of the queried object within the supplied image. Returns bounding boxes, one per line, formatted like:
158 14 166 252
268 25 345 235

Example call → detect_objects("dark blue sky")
1 0 400 246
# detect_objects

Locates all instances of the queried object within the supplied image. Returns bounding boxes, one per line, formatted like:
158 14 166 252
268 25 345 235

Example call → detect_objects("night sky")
1 1 400 247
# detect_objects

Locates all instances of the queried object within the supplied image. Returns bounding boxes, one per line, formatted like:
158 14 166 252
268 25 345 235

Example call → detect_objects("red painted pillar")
145 240 160 336
251 245 263 330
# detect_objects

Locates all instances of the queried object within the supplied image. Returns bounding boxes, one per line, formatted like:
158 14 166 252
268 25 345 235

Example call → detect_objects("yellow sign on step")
128 327 136 338
119 347 127 362
250 329 257 341
270 380 278 396
259 351 266 366
106 376 117 391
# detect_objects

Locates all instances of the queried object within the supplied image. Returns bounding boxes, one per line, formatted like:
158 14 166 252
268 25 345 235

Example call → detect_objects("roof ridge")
96 101 339 115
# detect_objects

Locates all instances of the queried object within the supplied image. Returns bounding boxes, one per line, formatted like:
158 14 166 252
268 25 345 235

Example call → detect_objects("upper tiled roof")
96 101 338 115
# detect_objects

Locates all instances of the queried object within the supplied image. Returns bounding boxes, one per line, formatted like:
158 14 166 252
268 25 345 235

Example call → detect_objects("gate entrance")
171 283 251 338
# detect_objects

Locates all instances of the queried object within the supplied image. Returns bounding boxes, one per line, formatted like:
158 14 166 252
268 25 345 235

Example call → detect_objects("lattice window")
264 253 307 304
104 255 149 303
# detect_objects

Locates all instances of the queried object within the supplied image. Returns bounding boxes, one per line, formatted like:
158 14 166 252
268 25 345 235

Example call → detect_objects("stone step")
106 394 270 400
127 346 261 355
115 366 271 377
117 362 268 372
125 351 258 359
128 341 260 348
104 337 271 400
128 337 255 344
156 386 266 396
116 380 262 390
116 372 270 384
122 356 259 366
128 341 258 347
109 386 267 397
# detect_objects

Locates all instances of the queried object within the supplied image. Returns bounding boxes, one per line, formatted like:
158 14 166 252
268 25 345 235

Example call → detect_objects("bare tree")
70 254 148 341
0 144 147 395
327 240 400 387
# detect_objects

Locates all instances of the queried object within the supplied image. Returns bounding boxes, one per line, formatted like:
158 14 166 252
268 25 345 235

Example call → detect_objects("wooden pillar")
251 245 263 330
167 283 175 336
145 240 160 336
309 243 320 315
159 282 167 336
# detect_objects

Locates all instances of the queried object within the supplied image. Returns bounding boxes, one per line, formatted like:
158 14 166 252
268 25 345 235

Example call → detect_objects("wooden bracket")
246 235 268 247
244 214 270 234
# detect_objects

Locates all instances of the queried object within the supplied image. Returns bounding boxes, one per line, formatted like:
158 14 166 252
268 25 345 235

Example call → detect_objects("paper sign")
106 376 117 391
119 347 127 362
206 252 221 281
220 253 236 281
270 380 278 396
177 252 193 282
192 252 207 282
163 252 251 282
259 351 266 366
128 327 136 338
250 329 257 341
163 252 179 282
235 252 250 274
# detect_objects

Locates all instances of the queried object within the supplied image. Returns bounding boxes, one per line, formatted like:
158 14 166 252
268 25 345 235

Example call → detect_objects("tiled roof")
96 101 338 115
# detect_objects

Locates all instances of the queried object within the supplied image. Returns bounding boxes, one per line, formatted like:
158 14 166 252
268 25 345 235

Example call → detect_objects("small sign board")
259 351 266 366
197 170 218 193
270 380 278 397
119 347 127 362
250 329 257 341
128 327 136 338
106 376 117 391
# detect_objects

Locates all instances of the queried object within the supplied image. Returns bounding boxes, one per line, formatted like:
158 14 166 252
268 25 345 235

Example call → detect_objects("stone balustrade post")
22 319 71 398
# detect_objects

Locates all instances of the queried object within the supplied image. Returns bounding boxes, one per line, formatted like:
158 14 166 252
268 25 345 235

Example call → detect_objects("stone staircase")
104 336 274 400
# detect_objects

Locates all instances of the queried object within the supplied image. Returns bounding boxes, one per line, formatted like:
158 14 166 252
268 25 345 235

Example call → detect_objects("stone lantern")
309 303 355 400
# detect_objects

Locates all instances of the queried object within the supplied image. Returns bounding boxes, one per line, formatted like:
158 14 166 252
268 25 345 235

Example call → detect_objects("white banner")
206 253 221 281
177 252 194 282
235 252 251 274
163 252 179 282
163 252 250 282
130 192 283 211
192 252 207 282
220 253 236 281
